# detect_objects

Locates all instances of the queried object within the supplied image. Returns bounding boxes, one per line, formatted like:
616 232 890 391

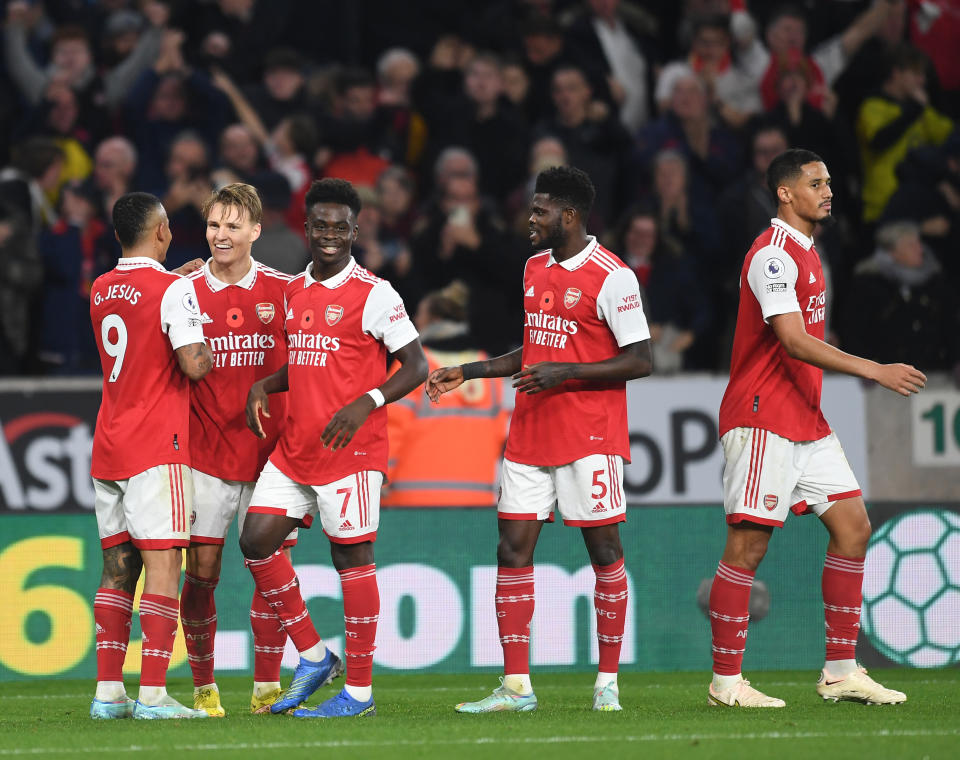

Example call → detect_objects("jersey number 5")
101 314 128 382
591 470 607 500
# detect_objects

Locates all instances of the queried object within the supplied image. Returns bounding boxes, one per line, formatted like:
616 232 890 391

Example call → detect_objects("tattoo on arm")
100 542 143 593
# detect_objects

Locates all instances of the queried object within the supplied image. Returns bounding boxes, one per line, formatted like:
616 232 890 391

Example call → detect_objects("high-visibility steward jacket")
383 347 509 507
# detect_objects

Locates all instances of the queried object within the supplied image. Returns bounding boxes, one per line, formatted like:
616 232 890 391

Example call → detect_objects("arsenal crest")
763 494 778 511
256 302 275 324
563 287 581 309
325 304 344 326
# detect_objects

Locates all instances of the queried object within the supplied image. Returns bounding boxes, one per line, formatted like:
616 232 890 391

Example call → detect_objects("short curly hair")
534 165 596 219
305 178 362 217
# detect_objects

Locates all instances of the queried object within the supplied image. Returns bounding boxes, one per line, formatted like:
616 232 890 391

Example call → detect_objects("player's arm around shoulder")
162 274 212 380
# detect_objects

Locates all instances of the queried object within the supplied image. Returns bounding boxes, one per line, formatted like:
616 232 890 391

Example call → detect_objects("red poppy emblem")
539 290 555 312
256 302 275 324
563 287 581 309
325 304 344 326
226 307 244 328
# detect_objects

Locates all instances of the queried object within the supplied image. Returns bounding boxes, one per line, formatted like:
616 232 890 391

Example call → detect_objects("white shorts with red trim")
191 468 298 547
721 427 861 528
247 460 382 544
498 454 626 526
94 464 192 550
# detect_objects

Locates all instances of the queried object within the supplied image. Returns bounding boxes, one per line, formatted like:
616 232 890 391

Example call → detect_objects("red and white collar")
116 256 167 271
201 257 258 292
771 218 814 251
545 236 599 271
304 257 357 289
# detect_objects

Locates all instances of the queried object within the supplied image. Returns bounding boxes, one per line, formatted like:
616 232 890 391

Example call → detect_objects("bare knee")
187 544 223 578
239 532 272 560
721 525 773 572
99 543 143 594
582 525 624 567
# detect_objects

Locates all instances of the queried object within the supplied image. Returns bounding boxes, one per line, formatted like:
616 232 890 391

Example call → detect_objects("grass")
0 670 958 759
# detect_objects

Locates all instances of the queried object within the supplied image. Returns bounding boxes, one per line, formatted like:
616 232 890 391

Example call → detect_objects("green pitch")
1 670 958 759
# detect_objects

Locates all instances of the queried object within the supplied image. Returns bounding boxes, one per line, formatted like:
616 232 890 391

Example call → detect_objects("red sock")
139 594 179 687
94 588 134 682
180 572 218 686
709 561 754 676
594 559 628 672
823 552 865 662
250 589 286 683
340 564 379 688
245 551 320 652
496 566 535 675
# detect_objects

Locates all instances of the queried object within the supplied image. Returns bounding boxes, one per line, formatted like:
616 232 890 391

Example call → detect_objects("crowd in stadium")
1 0 958 378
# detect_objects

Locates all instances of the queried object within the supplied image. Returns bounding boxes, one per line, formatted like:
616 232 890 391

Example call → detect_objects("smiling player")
181 183 295 716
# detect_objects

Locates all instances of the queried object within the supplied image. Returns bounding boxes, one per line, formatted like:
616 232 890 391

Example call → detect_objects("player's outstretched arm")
245 364 289 439
425 347 523 403
769 312 926 396
512 339 652 394
321 338 429 450
175 341 213 381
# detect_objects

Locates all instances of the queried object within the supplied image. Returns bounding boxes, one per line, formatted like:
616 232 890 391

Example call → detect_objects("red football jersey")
719 218 831 442
188 260 291 482
504 238 650 467
90 257 206 480
270 258 418 485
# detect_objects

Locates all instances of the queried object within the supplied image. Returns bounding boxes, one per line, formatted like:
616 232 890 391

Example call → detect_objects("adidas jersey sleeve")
362 280 419 352
161 276 206 350
746 245 801 322
596 267 651 347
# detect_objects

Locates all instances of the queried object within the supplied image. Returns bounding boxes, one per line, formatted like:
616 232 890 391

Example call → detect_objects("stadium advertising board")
0 377 868 512
7 505 955 682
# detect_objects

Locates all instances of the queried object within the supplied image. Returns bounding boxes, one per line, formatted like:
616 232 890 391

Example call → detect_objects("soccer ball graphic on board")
862 509 960 668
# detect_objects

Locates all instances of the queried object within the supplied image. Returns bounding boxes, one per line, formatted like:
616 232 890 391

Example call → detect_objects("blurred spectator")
92 137 138 219
383 280 509 508
634 69 741 207
4 0 168 136
421 52 529 200
37 178 116 373
534 64 632 225
501 54 533 120
0 137 64 232
717 124 787 279
655 13 762 129
647 148 721 271
241 47 311 130
160 131 212 269
410 157 524 355
375 48 427 167
518 15 572 125
249 170 307 274
0 198 42 374
16 82 93 203
377 165 419 242
211 67 316 231
320 67 399 185
762 49 839 166
124 29 231 194
748 1 897 113
881 134 960 283
505 135 570 236
354 184 419 304
856 44 953 223
612 206 711 372
566 0 656 132
212 123 263 187
909 0 960 118
840 220 960 373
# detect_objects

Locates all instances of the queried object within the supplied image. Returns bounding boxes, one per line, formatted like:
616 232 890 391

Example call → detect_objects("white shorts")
94 464 192 550
191 469 298 547
721 428 861 528
247 460 382 544
498 455 626 526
